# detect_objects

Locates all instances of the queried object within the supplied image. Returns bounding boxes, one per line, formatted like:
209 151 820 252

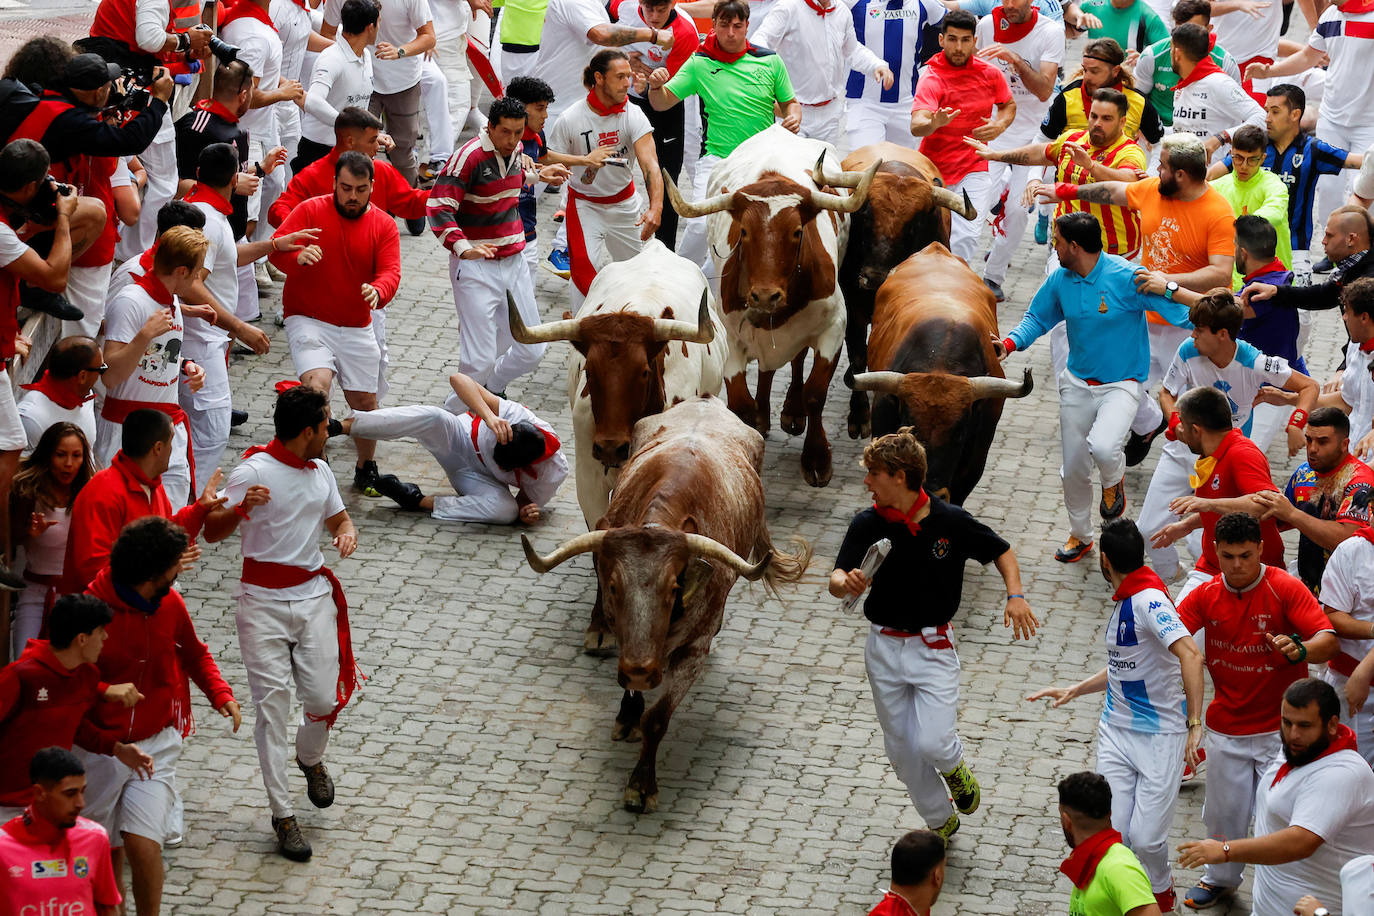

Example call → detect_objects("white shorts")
77 725 182 847
0 369 26 452
285 315 381 394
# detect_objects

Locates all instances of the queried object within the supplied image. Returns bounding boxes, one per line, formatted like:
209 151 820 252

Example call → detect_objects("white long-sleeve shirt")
752 0 885 105
301 37 374 146
1171 70 1265 163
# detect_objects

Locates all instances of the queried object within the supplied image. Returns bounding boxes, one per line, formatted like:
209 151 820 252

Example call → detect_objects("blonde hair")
862 427 927 490
152 225 209 274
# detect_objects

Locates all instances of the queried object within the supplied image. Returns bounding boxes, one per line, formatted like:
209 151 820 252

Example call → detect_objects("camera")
107 66 154 114
25 176 74 226
207 36 239 65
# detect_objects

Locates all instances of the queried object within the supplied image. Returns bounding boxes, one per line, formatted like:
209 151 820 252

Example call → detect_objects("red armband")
1165 411 1181 441
1054 182 1078 201
234 504 252 521
1002 337 1016 354
1288 408 1308 429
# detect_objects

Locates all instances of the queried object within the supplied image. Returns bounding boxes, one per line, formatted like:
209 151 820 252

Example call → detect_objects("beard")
1283 730 1333 767
1159 172 1180 197
152 582 173 604
334 198 367 220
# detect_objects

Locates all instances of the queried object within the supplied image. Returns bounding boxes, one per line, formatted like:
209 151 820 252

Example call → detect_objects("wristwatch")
1165 280 1179 301
397 46 407 57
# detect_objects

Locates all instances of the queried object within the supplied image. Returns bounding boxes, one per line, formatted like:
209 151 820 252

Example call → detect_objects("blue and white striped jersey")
845 0 946 104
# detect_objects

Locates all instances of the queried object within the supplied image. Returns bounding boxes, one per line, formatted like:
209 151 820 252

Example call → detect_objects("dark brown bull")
849 244 1032 504
816 143 977 439
522 397 810 812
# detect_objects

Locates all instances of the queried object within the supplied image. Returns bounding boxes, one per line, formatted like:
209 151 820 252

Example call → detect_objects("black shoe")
271 816 312 861
353 460 382 496
297 758 335 808
230 409 249 428
1124 415 1168 467
983 277 1006 303
0 563 24 592
20 287 84 321
232 342 257 356
326 418 345 437
405 217 426 236
1099 478 1127 520
1313 256 1334 274
373 473 425 511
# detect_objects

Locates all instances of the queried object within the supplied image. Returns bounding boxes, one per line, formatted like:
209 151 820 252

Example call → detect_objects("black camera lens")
207 37 239 64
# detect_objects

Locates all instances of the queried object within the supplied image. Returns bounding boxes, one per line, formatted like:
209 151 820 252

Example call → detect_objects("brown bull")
522 397 810 812
849 244 1032 504
817 143 978 440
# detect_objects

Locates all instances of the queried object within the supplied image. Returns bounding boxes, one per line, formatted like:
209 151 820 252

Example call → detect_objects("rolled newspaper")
841 537 891 613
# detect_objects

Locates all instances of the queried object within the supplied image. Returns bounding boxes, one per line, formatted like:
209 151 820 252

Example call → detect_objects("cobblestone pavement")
142 170 1352 915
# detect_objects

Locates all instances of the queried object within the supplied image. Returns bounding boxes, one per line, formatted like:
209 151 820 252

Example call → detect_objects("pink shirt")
0 813 121 914
911 52 1012 184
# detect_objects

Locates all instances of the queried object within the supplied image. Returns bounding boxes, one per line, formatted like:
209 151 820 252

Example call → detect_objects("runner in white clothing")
546 50 662 309
1027 518 1204 915
203 384 360 864
750 0 893 145
299 1 378 172
339 371 569 524
16 336 100 455
1168 23 1264 165
1317 533 1374 767
844 0 946 147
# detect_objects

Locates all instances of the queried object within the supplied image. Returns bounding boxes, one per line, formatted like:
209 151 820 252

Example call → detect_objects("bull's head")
508 292 713 468
849 368 1033 499
665 160 880 326
522 527 768 691
814 156 977 291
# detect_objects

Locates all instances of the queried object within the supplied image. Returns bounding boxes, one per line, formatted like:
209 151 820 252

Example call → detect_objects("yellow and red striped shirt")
1046 130 1147 259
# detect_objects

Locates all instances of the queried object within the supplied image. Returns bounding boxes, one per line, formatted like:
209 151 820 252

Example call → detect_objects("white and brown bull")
665 125 877 487
521 396 810 813
849 244 1033 504
815 143 978 439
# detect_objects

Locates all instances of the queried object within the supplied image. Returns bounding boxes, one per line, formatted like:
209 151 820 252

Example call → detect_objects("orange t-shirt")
1124 178 1235 323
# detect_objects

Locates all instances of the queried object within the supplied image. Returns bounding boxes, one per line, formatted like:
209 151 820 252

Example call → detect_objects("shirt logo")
1211 475 1221 491
74 856 89 879
7 865 23 878
31 859 67 878
932 537 950 559
869 6 882 15
36 687 48 702
1291 153 1304 167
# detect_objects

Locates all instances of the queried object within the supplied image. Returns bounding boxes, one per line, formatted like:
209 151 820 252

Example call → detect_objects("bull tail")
756 534 813 598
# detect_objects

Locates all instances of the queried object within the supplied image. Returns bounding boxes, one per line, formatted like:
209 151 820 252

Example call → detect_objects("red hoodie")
0 641 121 806
82 568 234 743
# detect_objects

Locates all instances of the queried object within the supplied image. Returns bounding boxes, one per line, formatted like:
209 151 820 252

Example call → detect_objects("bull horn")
521 531 607 573
811 152 864 189
664 170 734 219
651 289 715 344
810 159 882 213
931 186 978 221
847 371 906 394
507 293 583 344
968 368 1034 401
683 533 771 581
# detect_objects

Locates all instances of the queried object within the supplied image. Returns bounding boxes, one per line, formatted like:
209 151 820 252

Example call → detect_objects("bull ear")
681 558 713 604
562 310 574 320
681 514 698 534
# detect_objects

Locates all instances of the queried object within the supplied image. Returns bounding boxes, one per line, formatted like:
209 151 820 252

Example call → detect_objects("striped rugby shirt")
427 130 528 258
845 0 946 106
1047 128 1147 257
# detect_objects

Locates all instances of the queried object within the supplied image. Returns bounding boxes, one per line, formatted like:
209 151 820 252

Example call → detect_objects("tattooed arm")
589 23 672 47
1068 181 1130 206
963 136 1054 167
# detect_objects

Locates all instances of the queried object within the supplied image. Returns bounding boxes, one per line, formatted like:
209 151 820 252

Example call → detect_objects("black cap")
65 53 121 91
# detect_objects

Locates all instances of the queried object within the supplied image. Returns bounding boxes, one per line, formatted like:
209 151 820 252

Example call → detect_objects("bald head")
48 336 100 380
1324 205 1374 261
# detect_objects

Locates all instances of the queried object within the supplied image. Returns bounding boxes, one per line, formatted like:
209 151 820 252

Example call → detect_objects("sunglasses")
86 363 108 375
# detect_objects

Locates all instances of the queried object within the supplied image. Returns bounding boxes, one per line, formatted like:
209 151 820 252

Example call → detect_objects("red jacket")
83 568 234 743
0 641 120 807
267 149 428 228
269 195 401 328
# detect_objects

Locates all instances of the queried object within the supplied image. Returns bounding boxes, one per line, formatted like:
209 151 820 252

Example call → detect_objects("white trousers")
63 261 112 338
95 415 192 509
798 101 844 148
865 625 963 828
677 153 720 271
349 404 520 523
117 132 177 261
236 589 340 819
426 43 472 164
236 262 260 322
11 582 48 659
420 57 455 165
1247 402 1288 456
448 253 546 393
947 170 992 266
78 725 182 847
1139 443 1193 580
566 194 644 309
1315 118 1374 247
1133 323 1190 436
1058 370 1142 541
248 136 288 243
1320 666 1374 768
181 341 232 495
276 103 302 187
1201 730 1280 889
1097 723 1188 893
982 162 1037 286
846 98 914 149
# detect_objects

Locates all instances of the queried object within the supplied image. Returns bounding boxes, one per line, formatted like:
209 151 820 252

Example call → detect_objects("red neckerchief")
1111 566 1169 601
220 0 277 32
113 450 160 490
991 6 1038 42
1338 0 1374 12
242 438 317 470
1271 724 1359 786
586 89 627 116
1059 828 1124 890
133 241 158 279
467 415 561 481
1243 257 1288 283
1 806 64 846
183 181 232 216
873 490 931 535
21 370 94 409
869 891 922 916
194 98 240 124
1360 338 1374 354
802 0 835 15
1353 526 1374 547
1207 31 1218 52
700 33 750 64
134 268 174 306
1175 56 1223 90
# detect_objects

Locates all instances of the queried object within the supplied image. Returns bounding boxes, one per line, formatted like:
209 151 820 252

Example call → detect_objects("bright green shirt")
1068 844 1156 916
1210 168 1293 287
1081 0 1169 53
664 50 796 159
499 0 547 46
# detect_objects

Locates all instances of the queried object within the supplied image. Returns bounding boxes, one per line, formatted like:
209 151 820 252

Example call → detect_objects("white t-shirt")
226 449 346 601
973 12 1064 131
17 393 97 458
1252 750 1374 916
102 284 186 407
186 202 234 354
1101 583 1190 735
534 0 611 117
751 0 886 105
1342 855 1374 916
21 505 70 577
370 0 431 94
1308 6 1374 128
0 222 27 269
1319 536 1374 667
1171 70 1266 163
302 38 375 146
443 394 570 510
428 0 470 42
222 17 284 144
1342 340 1374 455
271 0 314 84
1162 339 1294 438
547 97 653 198
1211 0 1281 68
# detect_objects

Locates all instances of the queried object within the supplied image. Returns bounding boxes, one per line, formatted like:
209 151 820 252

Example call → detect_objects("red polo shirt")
1194 429 1285 576
910 53 1012 185
62 451 209 594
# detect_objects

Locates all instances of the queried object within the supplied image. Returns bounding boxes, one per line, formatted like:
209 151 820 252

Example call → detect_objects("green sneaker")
943 762 981 814
933 813 960 843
